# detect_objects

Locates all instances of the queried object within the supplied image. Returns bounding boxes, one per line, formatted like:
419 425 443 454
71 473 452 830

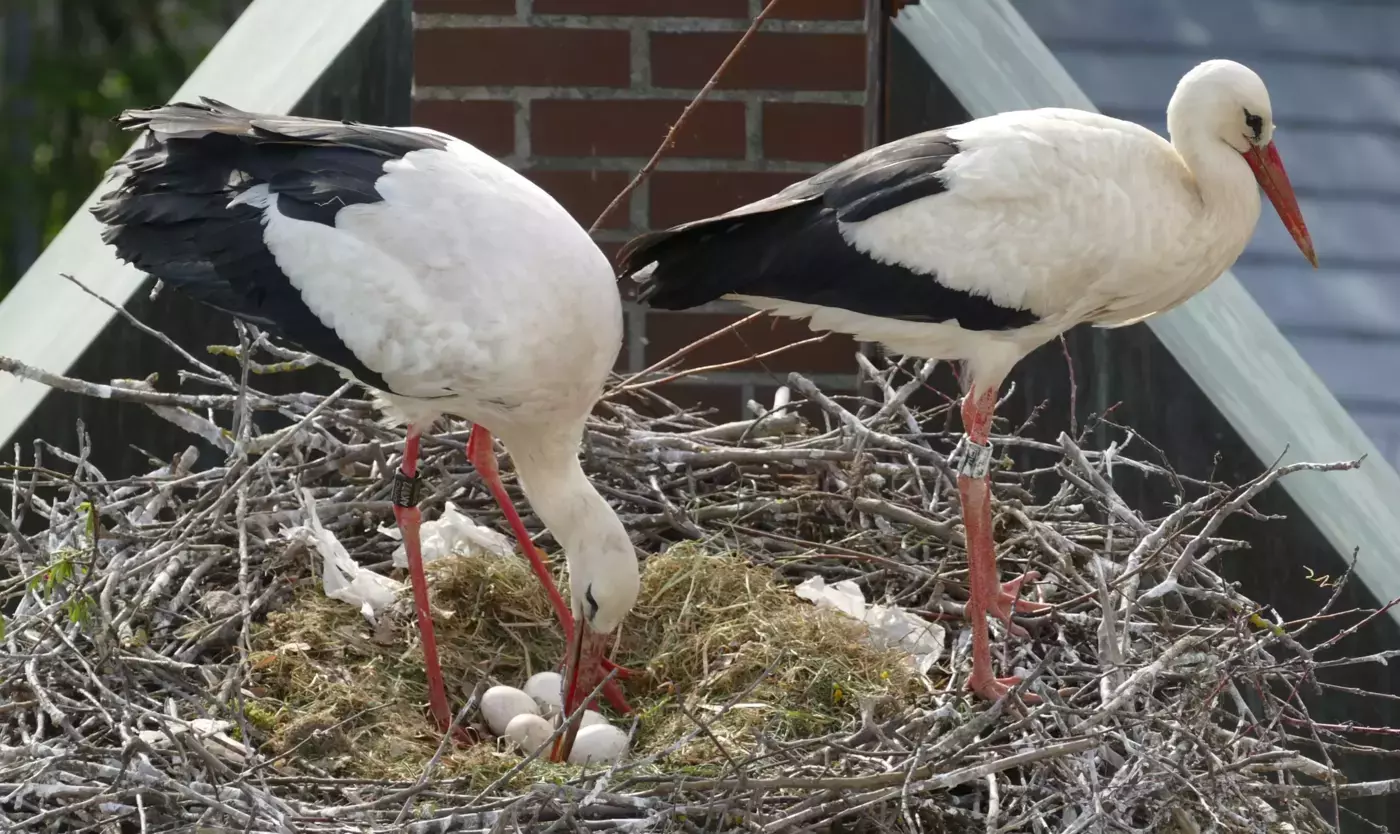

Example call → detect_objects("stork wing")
618 129 1037 332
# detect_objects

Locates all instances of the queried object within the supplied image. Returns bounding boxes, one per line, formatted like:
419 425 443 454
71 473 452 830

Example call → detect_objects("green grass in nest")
245 541 922 785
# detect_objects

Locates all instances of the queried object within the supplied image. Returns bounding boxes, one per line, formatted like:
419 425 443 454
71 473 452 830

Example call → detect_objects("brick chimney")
413 0 869 418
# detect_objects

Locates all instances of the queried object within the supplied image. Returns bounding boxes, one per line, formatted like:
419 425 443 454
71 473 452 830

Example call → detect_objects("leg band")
959 440 994 480
391 470 422 508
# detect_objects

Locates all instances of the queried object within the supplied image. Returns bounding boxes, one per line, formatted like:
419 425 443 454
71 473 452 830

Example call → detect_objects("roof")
1011 0 1400 467
0 0 395 450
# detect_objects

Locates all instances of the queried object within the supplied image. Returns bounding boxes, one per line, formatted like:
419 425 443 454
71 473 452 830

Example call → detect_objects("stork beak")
1243 141 1317 268
551 618 612 763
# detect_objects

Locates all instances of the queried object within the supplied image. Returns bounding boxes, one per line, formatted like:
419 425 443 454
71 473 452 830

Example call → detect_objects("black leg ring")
391 470 422 508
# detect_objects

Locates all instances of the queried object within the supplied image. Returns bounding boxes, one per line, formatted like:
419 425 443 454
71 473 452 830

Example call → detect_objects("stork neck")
1170 125 1260 223
499 425 634 606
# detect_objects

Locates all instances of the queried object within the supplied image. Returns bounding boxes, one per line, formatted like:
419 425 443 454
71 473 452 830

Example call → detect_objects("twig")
0 296 1379 833
587 0 786 235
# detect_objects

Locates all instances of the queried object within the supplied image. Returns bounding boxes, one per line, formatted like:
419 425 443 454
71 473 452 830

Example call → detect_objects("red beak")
551 618 613 763
1243 141 1317 268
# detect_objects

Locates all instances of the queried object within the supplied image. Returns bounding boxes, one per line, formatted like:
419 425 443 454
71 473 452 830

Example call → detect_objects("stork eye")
584 584 600 620
1243 109 1264 141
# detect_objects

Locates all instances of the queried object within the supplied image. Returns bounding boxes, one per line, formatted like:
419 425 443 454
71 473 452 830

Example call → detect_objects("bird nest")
0 322 1395 833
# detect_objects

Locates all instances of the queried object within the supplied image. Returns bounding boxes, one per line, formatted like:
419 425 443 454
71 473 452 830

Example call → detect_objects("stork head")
1168 59 1317 268
555 520 640 761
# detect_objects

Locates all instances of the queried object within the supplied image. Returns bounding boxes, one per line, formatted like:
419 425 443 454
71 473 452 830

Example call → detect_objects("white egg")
504 713 554 752
566 723 629 765
523 671 563 716
551 708 608 729
480 685 539 736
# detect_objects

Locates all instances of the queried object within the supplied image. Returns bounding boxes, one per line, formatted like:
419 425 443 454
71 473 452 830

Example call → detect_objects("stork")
618 59 1316 701
92 100 638 760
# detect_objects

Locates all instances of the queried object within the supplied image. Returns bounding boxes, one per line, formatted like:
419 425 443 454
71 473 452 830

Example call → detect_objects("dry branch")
0 330 1391 833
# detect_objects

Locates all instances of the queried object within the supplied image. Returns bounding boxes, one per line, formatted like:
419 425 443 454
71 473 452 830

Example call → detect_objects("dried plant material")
2 325 1393 834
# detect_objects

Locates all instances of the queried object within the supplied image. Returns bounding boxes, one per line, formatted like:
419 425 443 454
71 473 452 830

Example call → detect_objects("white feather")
728 63 1283 393
256 137 623 432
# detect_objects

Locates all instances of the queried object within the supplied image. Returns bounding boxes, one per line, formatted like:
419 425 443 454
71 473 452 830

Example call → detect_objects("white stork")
92 99 638 760
618 59 1316 701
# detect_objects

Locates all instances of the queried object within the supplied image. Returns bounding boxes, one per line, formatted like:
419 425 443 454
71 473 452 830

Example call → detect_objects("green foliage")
0 0 250 297
27 549 96 630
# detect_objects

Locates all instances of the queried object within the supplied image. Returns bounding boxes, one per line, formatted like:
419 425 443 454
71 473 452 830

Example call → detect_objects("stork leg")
466 425 633 713
959 387 1050 701
393 425 465 738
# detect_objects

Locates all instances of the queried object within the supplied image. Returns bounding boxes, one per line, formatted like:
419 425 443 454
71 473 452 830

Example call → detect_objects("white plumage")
233 136 622 429
92 100 638 760
622 59 1316 701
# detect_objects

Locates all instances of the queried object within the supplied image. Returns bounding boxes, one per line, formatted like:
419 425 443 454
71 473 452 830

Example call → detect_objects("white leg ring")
959 439 993 479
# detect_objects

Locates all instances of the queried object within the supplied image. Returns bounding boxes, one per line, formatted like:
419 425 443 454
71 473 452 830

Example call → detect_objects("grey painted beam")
894 1 1400 615
0 0 392 448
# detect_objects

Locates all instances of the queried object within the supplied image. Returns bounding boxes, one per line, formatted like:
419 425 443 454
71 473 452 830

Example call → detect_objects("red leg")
959 387 1044 702
393 426 471 739
991 572 1051 631
466 425 633 713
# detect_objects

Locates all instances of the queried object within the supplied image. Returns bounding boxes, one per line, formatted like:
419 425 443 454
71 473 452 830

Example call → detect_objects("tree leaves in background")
0 0 250 298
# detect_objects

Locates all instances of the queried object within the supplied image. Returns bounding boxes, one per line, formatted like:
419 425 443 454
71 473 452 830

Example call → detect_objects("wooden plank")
0 0 398 458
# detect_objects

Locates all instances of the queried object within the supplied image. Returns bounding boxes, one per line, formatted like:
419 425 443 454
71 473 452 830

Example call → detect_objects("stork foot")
602 657 633 679
987 571 1052 638
968 671 1042 704
560 637 634 713
599 678 633 714
426 710 482 746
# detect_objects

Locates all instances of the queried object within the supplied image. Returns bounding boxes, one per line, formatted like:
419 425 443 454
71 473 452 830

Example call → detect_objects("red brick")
644 312 859 374
773 0 864 19
650 32 865 91
412 99 515 157
414 0 514 12
648 171 805 228
416 28 630 87
532 99 746 159
763 102 863 162
525 170 632 230
535 0 747 14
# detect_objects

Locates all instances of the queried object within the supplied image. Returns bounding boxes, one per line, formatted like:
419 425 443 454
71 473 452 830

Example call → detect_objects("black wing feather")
619 129 1039 332
91 99 453 390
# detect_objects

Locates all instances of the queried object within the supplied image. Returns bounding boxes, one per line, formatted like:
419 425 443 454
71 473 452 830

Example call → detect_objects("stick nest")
0 331 1394 833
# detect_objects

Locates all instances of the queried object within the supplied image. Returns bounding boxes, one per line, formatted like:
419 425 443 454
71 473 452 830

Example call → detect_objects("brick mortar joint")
415 14 864 33
417 87 866 105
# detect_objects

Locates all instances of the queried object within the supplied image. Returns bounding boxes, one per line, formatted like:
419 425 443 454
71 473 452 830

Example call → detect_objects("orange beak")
550 618 612 763
1243 141 1317 268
